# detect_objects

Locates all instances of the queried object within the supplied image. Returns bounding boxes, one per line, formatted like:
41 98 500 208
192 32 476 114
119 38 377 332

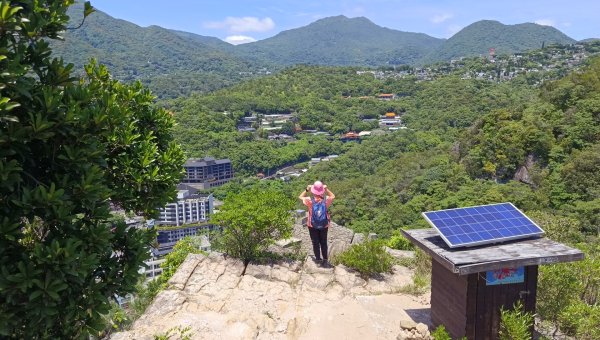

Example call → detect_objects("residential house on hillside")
340 131 360 142
379 112 402 129
377 93 396 100
268 134 294 141
260 113 294 132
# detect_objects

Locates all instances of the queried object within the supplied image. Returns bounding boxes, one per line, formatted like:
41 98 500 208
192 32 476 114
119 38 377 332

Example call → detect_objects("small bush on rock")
387 230 414 250
335 240 394 278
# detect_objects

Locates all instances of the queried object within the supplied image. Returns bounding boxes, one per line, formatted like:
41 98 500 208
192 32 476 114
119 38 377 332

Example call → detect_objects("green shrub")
153 325 193 340
335 240 394 278
387 230 414 250
430 325 452 340
498 301 534 340
558 301 600 339
397 248 431 294
537 242 599 335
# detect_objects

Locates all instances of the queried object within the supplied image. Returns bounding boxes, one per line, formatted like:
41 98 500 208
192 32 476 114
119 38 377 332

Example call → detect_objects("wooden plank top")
402 229 584 275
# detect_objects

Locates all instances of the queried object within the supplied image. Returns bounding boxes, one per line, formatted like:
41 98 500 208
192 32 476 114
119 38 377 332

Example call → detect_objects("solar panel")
422 203 544 248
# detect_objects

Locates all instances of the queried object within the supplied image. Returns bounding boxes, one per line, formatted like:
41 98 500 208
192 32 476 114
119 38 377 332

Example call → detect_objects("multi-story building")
156 184 213 227
140 257 166 280
154 227 215 256
181 157 234 189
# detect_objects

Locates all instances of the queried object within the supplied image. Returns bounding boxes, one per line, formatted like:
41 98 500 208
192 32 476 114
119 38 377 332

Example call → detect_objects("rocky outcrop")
289 221 355 258
113 223 430 339
113 252 431 340
514 154 536 185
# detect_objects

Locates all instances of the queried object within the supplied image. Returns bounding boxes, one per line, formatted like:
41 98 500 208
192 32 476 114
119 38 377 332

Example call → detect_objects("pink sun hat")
311 181 325 196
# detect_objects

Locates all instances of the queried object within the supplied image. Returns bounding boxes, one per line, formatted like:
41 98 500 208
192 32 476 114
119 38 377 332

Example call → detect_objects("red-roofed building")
377 93 396 100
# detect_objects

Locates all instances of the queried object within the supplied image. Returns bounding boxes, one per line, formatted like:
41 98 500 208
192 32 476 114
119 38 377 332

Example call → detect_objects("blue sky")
91 1 599 44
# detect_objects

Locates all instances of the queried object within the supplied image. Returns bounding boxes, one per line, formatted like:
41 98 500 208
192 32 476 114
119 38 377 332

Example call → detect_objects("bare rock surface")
113 223 431 340
112 253 431 340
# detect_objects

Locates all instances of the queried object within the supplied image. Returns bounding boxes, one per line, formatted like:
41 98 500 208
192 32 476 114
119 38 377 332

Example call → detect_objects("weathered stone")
514 154 536 185
274 237 301 248
328 239 351 259
385 247 416 260
168 253 205 290
416 323 430 337
399 319 417 329
113 224 432 340
291 221 354 257
352 233 365 244
334 265 367 290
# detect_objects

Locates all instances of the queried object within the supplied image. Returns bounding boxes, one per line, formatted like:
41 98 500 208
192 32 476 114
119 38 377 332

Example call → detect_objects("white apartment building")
156 184 213 226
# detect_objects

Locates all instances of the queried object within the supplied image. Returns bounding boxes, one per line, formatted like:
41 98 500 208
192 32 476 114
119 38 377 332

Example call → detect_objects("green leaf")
83 2 95 18
29 290 43 301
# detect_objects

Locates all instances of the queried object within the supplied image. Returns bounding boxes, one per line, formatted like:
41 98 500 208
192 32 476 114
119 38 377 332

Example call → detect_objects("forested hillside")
53 6 582 100
171 54 599 336
423 20 576 64
234 16 443 66
52 4 263 98
301 57 600 338
167 66 415 176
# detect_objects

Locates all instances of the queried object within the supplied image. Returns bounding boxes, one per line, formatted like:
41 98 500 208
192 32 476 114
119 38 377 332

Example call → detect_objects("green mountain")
169 29 237 53
234 15 444 66
53 6 579 97
424 20 576 63
51 4 261 98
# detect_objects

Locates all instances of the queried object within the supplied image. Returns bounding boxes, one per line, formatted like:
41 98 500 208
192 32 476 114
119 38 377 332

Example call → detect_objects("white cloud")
224 35 257 45
535 19 556 27
204 17 275 33
431 13 453 24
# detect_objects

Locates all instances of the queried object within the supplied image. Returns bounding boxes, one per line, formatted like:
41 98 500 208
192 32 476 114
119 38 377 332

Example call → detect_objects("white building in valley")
156 184 213 227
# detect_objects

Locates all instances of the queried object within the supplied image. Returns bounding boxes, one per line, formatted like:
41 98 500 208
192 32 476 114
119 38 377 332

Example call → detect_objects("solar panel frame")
422 202 544 248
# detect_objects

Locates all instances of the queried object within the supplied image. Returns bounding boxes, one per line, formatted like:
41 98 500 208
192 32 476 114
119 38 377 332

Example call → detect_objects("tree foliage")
0 1 184 337
215 188 294 272
51 3 264 99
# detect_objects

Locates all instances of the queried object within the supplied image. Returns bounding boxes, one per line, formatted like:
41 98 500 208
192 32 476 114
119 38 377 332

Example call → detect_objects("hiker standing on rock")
298 180 335 266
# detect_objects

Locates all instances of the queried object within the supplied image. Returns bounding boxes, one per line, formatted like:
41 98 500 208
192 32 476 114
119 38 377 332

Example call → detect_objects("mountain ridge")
53 5 582 98
233 15 444 66
423 19 576 63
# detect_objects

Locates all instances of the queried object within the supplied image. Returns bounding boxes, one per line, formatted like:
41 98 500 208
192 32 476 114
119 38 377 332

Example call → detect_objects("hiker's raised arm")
324 185 335 200
299 185 311 200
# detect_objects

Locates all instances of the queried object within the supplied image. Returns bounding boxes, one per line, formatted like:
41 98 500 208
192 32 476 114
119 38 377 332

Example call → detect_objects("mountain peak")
308 15 377 28
235 15 443 66
423 19 575 63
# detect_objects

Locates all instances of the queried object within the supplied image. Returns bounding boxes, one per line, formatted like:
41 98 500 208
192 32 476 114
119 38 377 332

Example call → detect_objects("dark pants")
308 227 328 260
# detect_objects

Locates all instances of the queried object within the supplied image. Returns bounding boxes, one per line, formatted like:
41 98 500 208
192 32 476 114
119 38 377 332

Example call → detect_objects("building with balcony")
182 157 234 190
154 226 216 256
156 184 214 227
